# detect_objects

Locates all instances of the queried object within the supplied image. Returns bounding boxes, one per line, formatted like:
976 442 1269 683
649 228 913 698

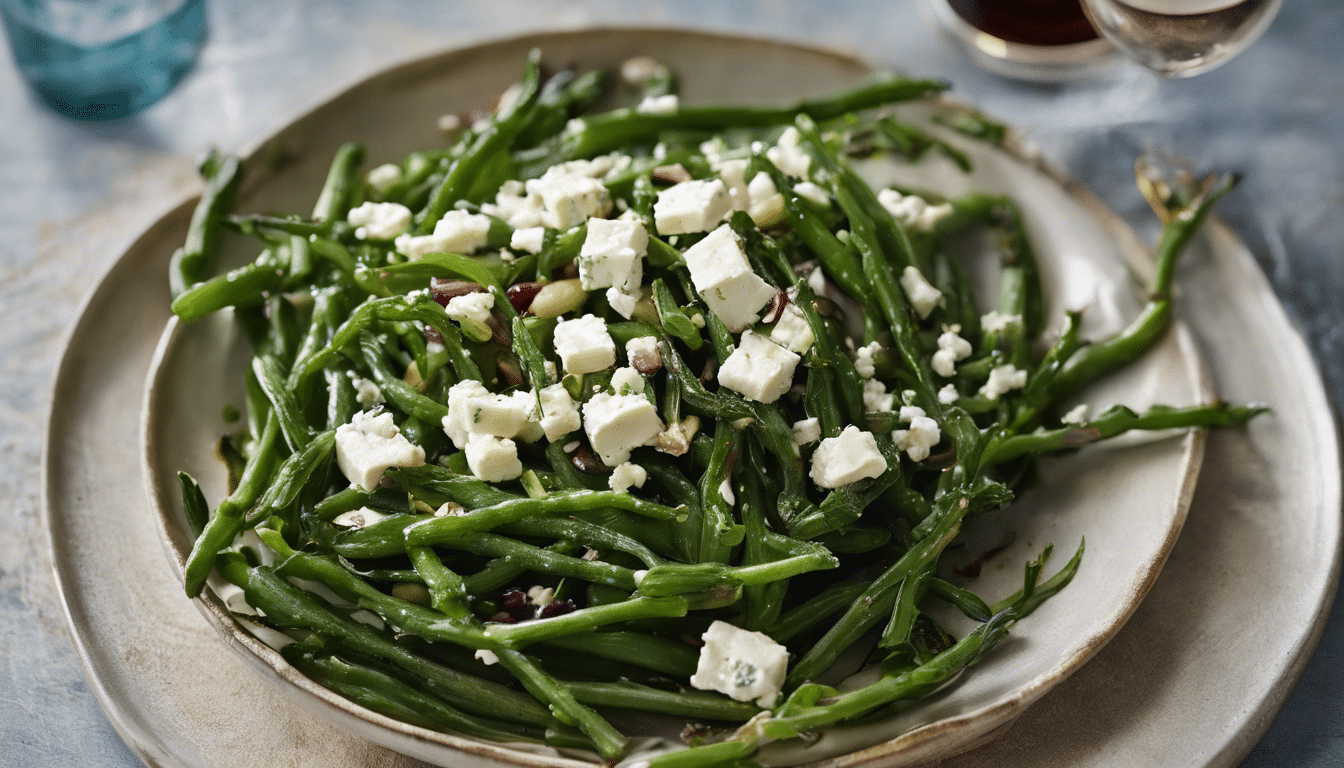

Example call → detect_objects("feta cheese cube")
510 226 546 254
538 384 582 440
605 285 642 320
770 301 814 354
689 620 789 708
583 392 664 466
792 181 830 207
444 292 495 326
654 179 732 235
625 335 662 374
636 94 679 115
579 218 647 292
931 326 973 377
863 378 894 413
526 173 612 230
792 417 821 445
938 384 960 405
746 172 785 228
715 158 751 210
893 413 942 462
980 364 1029 400
766 126 811 179
717 331 801 404
347 202 411 240
610 366 646 396
465 433 523 482
899 266 943 320
681 224 776 333
981 311 1023 336
553 314 617 375
474 649 500 666
1062 403 1089 425
432 210 493 253
609 461 648 493
335 410 426 491
441 380 533 449
809 425 887 489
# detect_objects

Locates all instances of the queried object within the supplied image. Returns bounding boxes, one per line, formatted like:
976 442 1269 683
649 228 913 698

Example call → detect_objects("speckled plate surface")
44 28 1339 768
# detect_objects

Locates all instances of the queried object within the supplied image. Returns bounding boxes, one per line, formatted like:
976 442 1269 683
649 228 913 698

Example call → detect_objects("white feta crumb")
441 380 535 449
893 412 942 462
718 478 736 507
332 506 388 529
792 181 830 207
579 218 647 293
853 341 882 379
980 364 1029 400
512 391 545 444
465 433 523 482
876 189 953 232
444 292 495 327
770 301 814 354
581 548 600 561
537 384 582 441
718 331 801 404
335 410 426 491
583 392 664 466
792 418 822 446
606 284 642 320
611 367 646 396
746 172 785 228
653 179 733 235
715 158 751 211
609 461 648 493
348 375 384 408
1063 404 1089 425
620 56 667 86
636 94 679 115
553 314 617 375
434 210 493 253
347 202 412 240
474 649 499 666
526 170 613 230
496 82 524 115
863 378 895 413
938 384 960 405
766 126 811 179
931 326 973 377
526 585 556 607
681 224 776 333
899 266 943 320
625 335 663 374
434 502 467 517
437 113 462 133
809 425 887 489
366 163 403 195
981 311 1023 335
481 179 545 230
509 226 546 254
690 620 789 708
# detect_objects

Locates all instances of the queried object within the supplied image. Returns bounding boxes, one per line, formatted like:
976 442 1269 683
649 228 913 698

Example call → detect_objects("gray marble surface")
2 1 1339 766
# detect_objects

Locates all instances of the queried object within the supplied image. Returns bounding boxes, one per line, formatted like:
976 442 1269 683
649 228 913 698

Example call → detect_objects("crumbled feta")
938 384 960 405
348 374 384 408
980 364 1029 400
332 506 388 529
335 410 426 491
444 292 495 327
853 341 882 379
863 378 895 413
653 179 733 235
715 158 751 210
981 311 1023 335
510 226 546 254
579 218 647 293
482 180 545 230
475 648 499 665
583 392 664 466
792 417 821 445
718 331 801 404
553 314 617 375
611 366 646 396
932 326 973 378
606 285 642 320
442 380 535 449
537 384 582 440
718 478 736 507
766 126 811 179
347 202 412 240
770 301 814 354
526 171 612 230
365 164 403 195
746 172 785 228
809 425 887 489
431 209 493 253
437 113 462 133
681 224 776 333
792 181 830 207
899 266 943 320
1063 404 1089 425
689 620 789 708
636 94 679 115
876 189 953 232
625 336 662 374
620 56 667 87
465 433 523 482
609 461 648 493
893 410 942 461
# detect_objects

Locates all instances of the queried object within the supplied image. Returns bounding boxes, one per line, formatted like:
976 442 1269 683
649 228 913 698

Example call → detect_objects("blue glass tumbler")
0 0 206 120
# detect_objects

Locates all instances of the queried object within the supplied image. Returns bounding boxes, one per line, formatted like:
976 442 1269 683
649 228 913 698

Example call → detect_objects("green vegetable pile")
168 50 1260 765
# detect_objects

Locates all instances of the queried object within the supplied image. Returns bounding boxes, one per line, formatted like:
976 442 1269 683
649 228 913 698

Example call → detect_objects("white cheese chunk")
809 425 887 489
537 384 582 441
654 179 733 235
899 266 943 320
981 311 1023 335
335 410 426 491
893 406 942 461
636 94 679 115
792 181 830 207
681 224 776 333
579 218 647 292
465 433 523 482
432 210 493 253
365 164 403 195
525 172 612 230
792 417 821 445
583 392 664 466
482 179 545 230
441 380 534 449
938 384 960 405
625 335 662 374
605 285 642 320
332 507 389 529
609 461 648 493
931 327 973 377
980 364 1029 400
610 366 646 396
853 341 881 379
766 126 811 179
475 649 500 666
444 292 495 326
769 301 814 354
510 226 546 254
746 172 785 228
715 158 751 210
718 331 801 404
347 201 411 240
348 374 383 408
553 314 617 375
876 189 953 232
689 620 789 708
1063 403 1089 425
863 379 894 413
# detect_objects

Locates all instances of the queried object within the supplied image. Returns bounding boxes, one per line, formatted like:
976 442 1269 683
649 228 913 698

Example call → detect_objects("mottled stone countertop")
2 2 1339 766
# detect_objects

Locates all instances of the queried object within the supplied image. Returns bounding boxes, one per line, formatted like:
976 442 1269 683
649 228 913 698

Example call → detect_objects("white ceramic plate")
137 29 1209 768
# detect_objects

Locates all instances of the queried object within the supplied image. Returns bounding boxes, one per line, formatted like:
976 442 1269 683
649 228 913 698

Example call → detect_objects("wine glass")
1079 0 1284 77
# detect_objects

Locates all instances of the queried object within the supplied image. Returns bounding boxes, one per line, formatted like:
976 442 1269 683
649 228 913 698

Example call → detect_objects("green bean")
176 471 210 540
477 597 689 648
406 491 687 545
540 631 696 678
765 578 871 643
408 546 471 620
252 355 315 451
358 332 451 424
169 151 243 297
565 681 760 722
312 142 367 226
243 429 335 526
494 649 627 759
171 250 285 321
928 577 993 623
499 517 665 568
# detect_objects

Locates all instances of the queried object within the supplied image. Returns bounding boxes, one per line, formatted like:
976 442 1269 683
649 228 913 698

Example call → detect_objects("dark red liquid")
948 0 1100 45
